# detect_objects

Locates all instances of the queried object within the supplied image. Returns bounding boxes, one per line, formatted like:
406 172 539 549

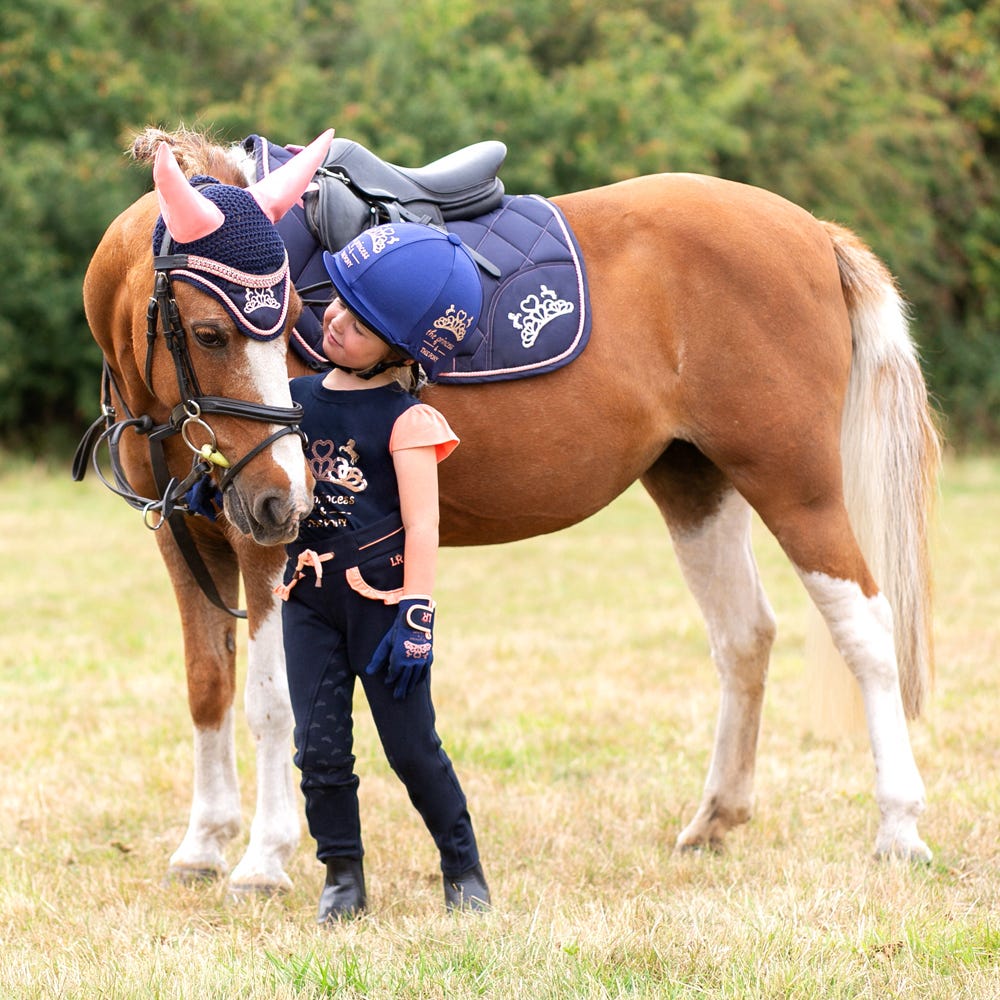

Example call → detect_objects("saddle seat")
303 137 508 253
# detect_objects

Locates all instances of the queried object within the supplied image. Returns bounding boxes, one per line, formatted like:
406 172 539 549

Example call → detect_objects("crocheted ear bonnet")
152 181 291 341
149 128 334 341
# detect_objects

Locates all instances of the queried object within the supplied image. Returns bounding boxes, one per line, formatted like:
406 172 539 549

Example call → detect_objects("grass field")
1 451 998 998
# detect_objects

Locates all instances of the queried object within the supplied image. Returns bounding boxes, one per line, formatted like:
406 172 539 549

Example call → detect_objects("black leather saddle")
304 137 508 255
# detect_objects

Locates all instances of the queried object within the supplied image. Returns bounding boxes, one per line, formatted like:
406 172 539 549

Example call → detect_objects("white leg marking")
670 492 777 848
228 591 300 892
168 709 242 877
799 571 930 860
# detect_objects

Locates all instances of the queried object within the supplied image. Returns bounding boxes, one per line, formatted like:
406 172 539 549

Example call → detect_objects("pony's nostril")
255 492 293 529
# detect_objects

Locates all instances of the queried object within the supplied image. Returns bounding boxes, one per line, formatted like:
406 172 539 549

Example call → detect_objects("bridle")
73 245 307 618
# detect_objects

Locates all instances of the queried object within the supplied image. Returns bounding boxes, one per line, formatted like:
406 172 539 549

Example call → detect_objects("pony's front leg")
158 528 243 883
228 557 300 894
657 488 777 850
168 709 243 881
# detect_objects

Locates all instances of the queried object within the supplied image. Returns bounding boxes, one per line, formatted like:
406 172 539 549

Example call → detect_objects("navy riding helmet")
322 222 482 373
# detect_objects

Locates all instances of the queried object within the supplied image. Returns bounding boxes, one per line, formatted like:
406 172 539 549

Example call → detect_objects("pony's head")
145 129 333 544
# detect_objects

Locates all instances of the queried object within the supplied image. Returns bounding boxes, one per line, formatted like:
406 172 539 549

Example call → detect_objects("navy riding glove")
365 596 435 700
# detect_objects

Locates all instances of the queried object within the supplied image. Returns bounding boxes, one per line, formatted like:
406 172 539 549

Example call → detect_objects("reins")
73 246 307 619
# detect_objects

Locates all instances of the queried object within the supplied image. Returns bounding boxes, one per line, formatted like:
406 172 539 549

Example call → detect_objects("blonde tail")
806 223 941 740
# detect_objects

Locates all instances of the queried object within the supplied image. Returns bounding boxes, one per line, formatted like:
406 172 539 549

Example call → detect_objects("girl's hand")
365 596 435 699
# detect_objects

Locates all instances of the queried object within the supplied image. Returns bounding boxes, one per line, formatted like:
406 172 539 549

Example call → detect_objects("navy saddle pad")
247 135 591 383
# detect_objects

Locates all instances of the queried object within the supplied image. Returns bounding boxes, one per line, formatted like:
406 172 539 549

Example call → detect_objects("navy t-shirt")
290 375 457 548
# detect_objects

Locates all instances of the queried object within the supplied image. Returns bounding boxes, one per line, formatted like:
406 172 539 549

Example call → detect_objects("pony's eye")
193 326 229 349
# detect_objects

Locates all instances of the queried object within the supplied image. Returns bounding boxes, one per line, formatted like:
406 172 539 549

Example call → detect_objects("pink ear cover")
152 142 227 243
249 128 335 222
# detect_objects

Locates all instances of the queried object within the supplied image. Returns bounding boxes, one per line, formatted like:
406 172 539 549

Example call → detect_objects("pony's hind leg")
796 564 930 860
739 469 930 861
641 445 777 850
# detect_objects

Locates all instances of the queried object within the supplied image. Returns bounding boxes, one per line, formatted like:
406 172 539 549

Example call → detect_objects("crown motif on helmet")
369 225 400 254
432 304 474 342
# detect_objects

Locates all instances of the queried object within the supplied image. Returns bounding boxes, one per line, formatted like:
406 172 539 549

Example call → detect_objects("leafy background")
2 0 997 445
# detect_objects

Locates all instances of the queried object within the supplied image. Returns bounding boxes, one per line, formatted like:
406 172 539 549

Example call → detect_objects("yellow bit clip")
199 443 231 468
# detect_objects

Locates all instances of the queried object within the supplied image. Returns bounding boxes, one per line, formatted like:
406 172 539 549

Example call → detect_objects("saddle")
289 137 508 254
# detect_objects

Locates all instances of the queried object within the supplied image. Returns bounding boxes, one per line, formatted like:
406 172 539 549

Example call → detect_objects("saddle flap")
303 182 376 265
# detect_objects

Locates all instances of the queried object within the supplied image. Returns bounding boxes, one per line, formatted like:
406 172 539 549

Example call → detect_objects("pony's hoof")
874 813 932 862
874 839 932 863
227 875 292 901
674 816 728 854
674 837 725 855
163 865 223 887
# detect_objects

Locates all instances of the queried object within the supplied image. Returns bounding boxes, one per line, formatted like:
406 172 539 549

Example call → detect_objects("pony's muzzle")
224 484 307 545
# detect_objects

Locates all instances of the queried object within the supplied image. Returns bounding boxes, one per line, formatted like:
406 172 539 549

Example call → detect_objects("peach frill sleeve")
388 403 459 463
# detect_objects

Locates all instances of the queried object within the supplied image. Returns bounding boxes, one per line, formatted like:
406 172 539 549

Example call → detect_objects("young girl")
277 222 490 922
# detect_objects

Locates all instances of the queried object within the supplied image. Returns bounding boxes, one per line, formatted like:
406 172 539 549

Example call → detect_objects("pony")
78 125 940 894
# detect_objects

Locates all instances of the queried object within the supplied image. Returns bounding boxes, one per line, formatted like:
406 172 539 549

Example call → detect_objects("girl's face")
322 297 393 372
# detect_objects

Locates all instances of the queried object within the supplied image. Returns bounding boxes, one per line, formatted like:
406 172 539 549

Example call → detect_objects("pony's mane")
130 125 251 187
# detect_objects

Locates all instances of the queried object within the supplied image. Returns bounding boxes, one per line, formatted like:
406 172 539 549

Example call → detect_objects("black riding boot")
317 857 366 923
443 862 491 912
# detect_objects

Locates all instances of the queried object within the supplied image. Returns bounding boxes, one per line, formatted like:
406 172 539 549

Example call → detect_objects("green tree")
903 0 1000 438
0 0 147 438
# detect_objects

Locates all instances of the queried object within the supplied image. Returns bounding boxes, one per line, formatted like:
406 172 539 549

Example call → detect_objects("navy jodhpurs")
280 537 479 878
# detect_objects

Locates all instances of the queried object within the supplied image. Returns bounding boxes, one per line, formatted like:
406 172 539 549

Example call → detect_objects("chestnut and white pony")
80 127 940 893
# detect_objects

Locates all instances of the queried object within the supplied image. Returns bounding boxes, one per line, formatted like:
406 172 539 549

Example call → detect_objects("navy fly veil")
246 135 591 383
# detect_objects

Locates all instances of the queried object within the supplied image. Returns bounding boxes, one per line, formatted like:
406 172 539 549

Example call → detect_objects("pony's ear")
248 128 335 223
153 142 226 243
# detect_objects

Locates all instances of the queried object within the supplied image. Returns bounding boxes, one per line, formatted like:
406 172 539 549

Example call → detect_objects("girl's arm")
366 443 441 700
393 444 440 597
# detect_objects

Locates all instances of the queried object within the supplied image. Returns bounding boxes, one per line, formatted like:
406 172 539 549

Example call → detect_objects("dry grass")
1 451 998 998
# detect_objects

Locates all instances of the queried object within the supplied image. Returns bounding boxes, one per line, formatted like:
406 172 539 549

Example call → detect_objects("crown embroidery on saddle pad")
152 177 292 341
508 285 575 349
433 195 592 383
